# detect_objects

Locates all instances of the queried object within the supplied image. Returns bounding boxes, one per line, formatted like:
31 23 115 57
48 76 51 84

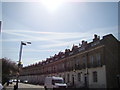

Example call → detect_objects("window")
61 55 65 58
82 56 86 67
79 47 85 52
55 58 58 60
93 71 97 82
96 53 101 66
78 73 81 82
67 74 70 82
76 58 80 66
66 61 69 68
69 52 73 55
52 79 64 85
89 55 94 65
58 64 60 70
62 63 64 69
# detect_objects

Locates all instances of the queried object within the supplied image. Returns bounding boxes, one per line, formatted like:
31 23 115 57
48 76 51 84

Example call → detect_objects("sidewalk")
3 83 15 90
3 82 44 90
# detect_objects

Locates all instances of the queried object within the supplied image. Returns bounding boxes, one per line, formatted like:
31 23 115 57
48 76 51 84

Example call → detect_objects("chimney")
94 34 97 39
82 40 85 44
65 49 70 53
93 34 100 42
81 40 87 47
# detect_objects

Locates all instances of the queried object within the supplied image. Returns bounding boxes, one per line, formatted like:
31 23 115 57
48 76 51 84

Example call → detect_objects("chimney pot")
94 34 98 39
82 40 85 44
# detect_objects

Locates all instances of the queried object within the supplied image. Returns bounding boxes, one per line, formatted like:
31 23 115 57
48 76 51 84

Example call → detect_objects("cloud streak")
2 48 61 53
2 26 118 48
2 30 91 44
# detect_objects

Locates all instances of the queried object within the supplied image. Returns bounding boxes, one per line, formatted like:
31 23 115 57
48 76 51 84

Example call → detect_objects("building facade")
19 34 120 88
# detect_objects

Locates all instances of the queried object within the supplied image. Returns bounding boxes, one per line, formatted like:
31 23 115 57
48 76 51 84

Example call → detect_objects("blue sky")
1 1 119 66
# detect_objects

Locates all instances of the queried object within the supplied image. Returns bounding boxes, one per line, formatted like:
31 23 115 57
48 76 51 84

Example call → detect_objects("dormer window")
61 55 65 58
50 60 53 62
55 58 58 60
79 47 85 52
91 41 100 47
69 52 73 55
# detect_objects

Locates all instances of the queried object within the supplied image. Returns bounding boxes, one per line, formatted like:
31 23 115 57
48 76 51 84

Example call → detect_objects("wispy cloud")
2 26 118 48
2 30 91 43
40 38 90 48
2 31 65 44
23 48 61 52
3 30 90 39
2 46 61 53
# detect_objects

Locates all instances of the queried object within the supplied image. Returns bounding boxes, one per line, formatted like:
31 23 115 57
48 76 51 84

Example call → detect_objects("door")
72 75 74 86
84 74 88 88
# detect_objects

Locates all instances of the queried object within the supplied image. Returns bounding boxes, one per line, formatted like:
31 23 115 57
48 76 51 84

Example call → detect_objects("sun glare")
41 0 63 12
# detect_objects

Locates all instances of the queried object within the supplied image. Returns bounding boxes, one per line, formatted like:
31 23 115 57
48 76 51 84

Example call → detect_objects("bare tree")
1 57 18 85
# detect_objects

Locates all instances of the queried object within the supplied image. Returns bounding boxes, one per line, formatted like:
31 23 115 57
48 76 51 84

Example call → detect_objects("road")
5 82 44 90
18 83 44 88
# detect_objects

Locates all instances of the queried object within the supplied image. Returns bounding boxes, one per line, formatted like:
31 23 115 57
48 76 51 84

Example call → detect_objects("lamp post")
14 41 31 90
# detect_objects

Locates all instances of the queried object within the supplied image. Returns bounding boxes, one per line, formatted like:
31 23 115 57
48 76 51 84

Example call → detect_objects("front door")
84 74 88 88
72 75 74 86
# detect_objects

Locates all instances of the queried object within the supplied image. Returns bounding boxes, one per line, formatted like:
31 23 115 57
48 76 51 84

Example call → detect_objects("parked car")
44 76 67 90
13 79 17 82
23 80 28 83
13 79 20 82
9 79 13 84
18 80 20 82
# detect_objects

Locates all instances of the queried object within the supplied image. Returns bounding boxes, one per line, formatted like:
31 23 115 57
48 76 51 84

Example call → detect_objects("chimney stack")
93 34 100 42
81 40 87 47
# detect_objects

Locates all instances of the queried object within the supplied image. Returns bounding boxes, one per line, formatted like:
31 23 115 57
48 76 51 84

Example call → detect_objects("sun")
41 0 63 12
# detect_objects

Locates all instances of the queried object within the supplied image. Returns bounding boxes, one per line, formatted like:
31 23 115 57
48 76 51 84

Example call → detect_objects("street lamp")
14 41 31 90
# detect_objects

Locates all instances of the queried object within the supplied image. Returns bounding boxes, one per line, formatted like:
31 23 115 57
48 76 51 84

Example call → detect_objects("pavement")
3 82 44 90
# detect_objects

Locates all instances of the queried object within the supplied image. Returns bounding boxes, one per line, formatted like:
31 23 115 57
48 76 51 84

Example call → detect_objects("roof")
23 34 119 68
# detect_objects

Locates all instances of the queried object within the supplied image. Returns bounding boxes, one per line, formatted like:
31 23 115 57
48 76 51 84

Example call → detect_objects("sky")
0 0 119 66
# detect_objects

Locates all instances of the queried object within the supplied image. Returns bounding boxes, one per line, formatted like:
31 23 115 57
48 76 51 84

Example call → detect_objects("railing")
21 62 103 76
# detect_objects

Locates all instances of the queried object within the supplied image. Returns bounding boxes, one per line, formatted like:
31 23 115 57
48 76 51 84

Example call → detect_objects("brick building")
19 34 120 88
